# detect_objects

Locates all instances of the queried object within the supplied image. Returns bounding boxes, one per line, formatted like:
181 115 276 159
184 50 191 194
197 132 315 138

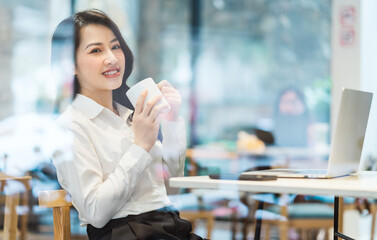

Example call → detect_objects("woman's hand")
132 90 169 152
157 80 182 121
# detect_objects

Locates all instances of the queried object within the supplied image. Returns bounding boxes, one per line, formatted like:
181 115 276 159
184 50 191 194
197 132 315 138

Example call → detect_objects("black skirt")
86 206 206 240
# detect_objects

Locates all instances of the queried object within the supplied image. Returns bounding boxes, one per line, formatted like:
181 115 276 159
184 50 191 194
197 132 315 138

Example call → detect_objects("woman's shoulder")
55 105 88 132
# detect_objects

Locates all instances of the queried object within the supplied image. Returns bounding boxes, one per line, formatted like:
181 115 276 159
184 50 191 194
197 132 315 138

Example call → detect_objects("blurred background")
0 0 377 239
0 0 333 163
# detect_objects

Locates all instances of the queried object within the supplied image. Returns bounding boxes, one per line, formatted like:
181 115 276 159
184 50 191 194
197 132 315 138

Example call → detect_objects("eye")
90 48 101 54
112 44 121 50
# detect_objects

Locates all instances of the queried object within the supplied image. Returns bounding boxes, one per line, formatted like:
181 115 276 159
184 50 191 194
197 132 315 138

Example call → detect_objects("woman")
274 87 310 147
51 9 203 240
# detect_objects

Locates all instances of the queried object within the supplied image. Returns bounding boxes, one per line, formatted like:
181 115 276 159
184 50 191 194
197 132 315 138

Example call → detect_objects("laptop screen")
327 88 373 177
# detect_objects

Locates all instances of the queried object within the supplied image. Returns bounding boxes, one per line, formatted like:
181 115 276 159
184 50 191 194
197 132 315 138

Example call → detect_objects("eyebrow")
85 38 119 49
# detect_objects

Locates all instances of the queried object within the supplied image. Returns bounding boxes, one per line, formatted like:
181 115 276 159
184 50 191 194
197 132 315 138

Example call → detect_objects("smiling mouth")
102 69 120 76
102 68 121 78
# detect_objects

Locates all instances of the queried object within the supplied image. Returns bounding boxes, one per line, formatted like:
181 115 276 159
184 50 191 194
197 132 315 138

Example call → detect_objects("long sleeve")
160 117 187 179
52 121 153 228
50 95 173 228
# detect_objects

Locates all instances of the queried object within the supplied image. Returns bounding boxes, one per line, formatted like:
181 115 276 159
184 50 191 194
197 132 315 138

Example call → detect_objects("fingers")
135 91 164 117
135 90 148 114
162 92 181 102
159 85 176 95
158 80 177 96
135 80 179 122
141 94 162 117
154 113 164 126
149 101 170 122
157 80 172 90
158 81 180 104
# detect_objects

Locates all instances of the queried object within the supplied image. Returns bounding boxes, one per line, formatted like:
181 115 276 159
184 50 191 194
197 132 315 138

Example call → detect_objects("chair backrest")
38 189 72 240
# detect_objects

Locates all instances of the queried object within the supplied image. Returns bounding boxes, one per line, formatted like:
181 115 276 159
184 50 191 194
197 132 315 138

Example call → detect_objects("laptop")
243 88 373 179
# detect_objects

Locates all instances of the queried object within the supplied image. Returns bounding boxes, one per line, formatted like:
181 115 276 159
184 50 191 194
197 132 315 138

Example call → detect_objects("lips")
102 68 120 77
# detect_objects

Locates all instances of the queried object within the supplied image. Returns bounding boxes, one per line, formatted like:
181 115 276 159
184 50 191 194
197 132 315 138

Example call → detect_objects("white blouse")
52 94 186 228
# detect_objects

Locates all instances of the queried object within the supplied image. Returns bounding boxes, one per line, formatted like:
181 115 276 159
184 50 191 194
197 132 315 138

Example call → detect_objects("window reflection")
0 0 339 238
0 0 332 147
156 0 331 147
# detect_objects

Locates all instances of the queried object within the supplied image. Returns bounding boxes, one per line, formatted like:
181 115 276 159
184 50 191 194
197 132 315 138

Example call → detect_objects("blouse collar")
72 94 133 122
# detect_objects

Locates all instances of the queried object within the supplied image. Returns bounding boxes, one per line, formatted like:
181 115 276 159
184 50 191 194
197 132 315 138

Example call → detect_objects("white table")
170 171 377 240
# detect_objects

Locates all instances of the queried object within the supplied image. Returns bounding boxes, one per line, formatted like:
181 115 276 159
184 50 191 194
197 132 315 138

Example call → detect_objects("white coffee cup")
126 78 171 112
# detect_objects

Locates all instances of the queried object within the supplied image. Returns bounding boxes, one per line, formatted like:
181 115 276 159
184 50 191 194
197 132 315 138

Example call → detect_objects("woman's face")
75 24 125 96
279 90 305 115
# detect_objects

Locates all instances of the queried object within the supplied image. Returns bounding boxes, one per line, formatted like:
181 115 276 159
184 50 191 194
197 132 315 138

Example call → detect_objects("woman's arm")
160 118 186 194
156 80 186 178
52 122 152 228
161 118 186 178
52 91 167 228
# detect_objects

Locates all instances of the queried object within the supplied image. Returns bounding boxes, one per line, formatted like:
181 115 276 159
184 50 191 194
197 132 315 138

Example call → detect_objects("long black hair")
51 9 134 109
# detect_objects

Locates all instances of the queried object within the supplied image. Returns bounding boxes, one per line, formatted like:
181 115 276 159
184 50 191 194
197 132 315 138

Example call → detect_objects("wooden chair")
39 189 217 240
0 174 31 240
246 194 334 240
169 190 218 239
180 210 215 239
253 196 377 240
181 148 239 239
338 197 377 240
38 189 72 240
37 148 235 240
185 148 276 239
370 200 377 240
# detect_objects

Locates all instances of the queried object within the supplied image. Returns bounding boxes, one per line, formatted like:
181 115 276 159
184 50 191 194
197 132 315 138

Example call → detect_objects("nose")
104 50 118 65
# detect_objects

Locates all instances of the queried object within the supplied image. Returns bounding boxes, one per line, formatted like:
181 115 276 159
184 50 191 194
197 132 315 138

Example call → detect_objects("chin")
110 84 123 91
107 78 123 90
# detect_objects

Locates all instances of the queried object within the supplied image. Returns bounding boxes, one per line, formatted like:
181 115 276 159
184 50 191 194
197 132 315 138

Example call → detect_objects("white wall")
360 0 377 167
331 0 361 127
331 0 377 168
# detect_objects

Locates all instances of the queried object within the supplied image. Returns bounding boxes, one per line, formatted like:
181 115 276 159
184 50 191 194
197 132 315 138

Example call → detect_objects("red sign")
340 6 356 27
339 6 356 47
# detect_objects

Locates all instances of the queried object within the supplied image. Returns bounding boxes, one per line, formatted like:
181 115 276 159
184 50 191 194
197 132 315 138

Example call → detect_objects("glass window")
0 1 333 172
0 0 333 178
138 0 332 149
